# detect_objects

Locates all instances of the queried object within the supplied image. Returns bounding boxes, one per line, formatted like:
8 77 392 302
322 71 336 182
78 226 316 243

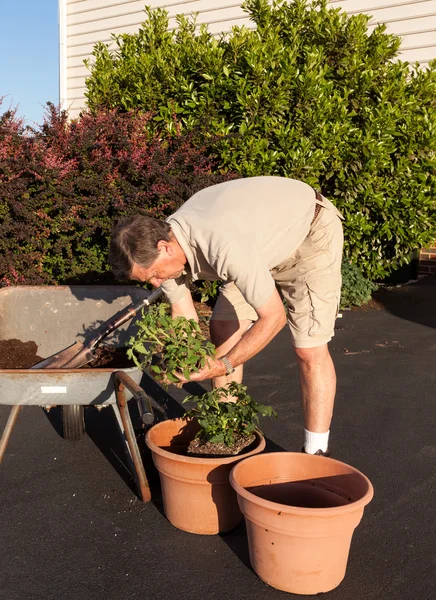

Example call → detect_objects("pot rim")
145 417 266 465
229 452 374 516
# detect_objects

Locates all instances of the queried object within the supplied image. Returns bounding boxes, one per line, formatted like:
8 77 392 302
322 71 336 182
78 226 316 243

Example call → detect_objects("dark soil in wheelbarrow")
0 339 43 368
0 339 133 369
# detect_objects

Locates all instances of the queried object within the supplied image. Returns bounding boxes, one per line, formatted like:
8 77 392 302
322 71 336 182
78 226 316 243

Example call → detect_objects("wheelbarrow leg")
0 405 22 463
113 372 152 502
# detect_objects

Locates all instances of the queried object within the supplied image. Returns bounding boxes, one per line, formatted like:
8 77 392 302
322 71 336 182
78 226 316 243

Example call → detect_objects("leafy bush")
193 280 221 304
0 101 233 285
183 382 277 447
127 302 216 384
85 0 436 281
340 261 378 309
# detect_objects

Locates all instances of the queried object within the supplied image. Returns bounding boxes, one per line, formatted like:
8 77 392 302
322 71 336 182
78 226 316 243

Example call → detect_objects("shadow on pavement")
84 401 167 515
43 404 143 498
85 403 139 495
43 377 183 508
371 274 436 329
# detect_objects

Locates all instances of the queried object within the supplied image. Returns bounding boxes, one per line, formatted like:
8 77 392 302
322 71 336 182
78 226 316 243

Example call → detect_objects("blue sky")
1 1 59 126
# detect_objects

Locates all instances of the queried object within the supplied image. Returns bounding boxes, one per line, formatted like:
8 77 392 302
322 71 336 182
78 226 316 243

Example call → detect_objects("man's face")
130 241 185 288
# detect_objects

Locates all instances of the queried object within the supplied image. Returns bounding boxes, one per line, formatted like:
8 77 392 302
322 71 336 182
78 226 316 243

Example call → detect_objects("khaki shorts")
211 195 344 348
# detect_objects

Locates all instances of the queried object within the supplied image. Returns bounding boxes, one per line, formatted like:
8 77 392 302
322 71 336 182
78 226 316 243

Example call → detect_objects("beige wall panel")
67 44 105 68
68 1 244 23
67 40 117 60
330 0 434 14
400 45 436 61
65 98 86 118
174 6 248 24
68 12 149 37
164 0 245 15
66 64 90 79
165 12 248 31
68 2 145 25
67 4 245 36
65 91 86 104
381 14 436 34
67 23 144 48
67 86 87 98
400 30 436 49
366 0 436 23
205 16 254 35
66 0 194 15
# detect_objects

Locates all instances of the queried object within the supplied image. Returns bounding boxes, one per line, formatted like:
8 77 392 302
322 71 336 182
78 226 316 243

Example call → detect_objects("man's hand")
173 356 227 384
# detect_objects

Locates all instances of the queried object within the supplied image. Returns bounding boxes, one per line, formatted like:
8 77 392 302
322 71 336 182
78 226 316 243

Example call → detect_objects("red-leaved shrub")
0 101 234 285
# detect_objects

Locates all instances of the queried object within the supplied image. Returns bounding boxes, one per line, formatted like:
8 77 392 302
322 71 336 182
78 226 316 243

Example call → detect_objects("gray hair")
109 215 172 280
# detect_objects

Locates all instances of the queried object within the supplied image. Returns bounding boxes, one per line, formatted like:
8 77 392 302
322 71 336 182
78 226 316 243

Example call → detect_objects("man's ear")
156 239 173 256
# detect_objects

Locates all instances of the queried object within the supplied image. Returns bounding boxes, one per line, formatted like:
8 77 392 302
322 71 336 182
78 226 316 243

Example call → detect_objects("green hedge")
340 262 378 309
85 0 436 281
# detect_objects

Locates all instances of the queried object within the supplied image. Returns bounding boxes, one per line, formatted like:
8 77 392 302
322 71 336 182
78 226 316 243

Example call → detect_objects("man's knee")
294 344 330 366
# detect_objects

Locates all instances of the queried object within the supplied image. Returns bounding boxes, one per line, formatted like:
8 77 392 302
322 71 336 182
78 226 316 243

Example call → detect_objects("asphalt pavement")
1 276 435 600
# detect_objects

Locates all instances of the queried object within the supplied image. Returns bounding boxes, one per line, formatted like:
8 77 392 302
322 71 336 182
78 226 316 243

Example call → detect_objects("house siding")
61 0 436 117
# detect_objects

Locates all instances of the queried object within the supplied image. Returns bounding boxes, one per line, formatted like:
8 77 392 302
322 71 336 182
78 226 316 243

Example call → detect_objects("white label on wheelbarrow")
41 386 67 393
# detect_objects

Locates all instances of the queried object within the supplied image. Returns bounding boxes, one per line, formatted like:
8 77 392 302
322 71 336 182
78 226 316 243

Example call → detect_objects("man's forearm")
170 291 199 322
223 313 286 368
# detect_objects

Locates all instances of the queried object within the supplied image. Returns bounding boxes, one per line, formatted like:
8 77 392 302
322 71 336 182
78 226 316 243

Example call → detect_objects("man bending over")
109 176 344 456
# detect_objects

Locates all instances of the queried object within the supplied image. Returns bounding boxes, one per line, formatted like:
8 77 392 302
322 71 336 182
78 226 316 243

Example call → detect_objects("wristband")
219 355 235 375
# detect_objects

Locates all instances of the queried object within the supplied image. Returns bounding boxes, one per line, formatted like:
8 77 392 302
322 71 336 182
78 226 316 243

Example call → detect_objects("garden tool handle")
90 287 163 349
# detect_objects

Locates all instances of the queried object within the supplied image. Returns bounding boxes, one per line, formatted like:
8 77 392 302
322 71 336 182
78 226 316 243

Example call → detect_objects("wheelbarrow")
0 285 161 502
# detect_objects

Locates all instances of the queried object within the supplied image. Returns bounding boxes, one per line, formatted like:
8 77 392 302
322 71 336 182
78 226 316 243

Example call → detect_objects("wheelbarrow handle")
89 287 163 350
114 371 154 425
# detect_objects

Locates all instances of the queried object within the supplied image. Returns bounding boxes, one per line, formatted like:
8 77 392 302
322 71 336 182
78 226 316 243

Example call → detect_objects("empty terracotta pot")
229 452 374 595
145 417 266 535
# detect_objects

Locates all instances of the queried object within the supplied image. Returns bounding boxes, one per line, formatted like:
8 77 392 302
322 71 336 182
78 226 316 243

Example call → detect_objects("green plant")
85 0 436 281
183 382 277 447
194 280 221 304
340 261 378 309
127 302 216 384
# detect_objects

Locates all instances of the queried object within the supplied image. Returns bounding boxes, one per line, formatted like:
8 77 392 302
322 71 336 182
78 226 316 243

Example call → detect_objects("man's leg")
209 319 253 389
294 344 336 435
277 198 343 454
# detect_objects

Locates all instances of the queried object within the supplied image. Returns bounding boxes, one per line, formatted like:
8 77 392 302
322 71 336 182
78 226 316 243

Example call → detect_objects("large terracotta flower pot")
145 417 266 535
229 452 374 595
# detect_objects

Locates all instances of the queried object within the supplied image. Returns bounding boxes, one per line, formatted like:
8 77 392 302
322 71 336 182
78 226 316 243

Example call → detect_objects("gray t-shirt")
161 176 316 308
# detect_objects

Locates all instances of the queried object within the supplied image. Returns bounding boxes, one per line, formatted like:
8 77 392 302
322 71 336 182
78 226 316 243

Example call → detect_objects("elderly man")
109 176 344 456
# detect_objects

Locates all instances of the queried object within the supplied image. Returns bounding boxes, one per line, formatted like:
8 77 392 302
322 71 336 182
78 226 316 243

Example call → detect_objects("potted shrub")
127 302 216 385
128 305 276 534
144 386 273 535
182 382 276 457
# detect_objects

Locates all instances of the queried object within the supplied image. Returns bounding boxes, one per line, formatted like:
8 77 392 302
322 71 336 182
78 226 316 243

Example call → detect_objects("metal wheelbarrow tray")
0 285 156 501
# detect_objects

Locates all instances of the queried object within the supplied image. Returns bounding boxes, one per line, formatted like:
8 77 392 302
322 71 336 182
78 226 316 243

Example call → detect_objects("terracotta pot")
145 417 266 535
229 452 374 595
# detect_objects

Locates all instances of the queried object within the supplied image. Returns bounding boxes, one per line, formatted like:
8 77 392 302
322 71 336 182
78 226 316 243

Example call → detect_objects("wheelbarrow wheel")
62 405 85 440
